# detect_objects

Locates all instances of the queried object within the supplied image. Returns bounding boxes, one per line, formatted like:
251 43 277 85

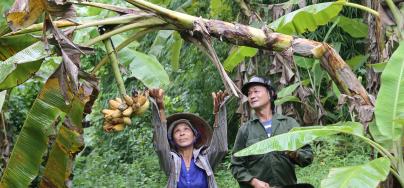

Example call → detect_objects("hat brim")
167 113 212 149
241 82 271 96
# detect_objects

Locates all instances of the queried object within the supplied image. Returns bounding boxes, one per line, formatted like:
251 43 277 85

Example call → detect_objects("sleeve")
230 125 254 183
287 117 314 167
150 98 172 176
205 98 229 170
294 144 314 167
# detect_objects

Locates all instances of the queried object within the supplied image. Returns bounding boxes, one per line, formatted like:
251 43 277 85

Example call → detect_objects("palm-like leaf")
373 41 404 149
119 48 170 88
0 72 96 187
269 1 344 35
234 122 363 157
321 157 390 188
0 41 47 91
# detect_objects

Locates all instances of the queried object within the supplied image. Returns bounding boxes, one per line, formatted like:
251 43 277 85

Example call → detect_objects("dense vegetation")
0 0 403 187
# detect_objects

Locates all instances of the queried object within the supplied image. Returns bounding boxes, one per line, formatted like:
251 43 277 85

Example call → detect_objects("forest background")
0 0 402 187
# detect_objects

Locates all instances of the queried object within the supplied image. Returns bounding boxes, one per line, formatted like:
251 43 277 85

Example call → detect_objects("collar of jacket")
250 113 288 134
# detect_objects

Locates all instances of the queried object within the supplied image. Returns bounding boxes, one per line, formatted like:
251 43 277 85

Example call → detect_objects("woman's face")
172 123 196 148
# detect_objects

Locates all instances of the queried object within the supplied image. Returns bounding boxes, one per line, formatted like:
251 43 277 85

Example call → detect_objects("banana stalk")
102 36 127 97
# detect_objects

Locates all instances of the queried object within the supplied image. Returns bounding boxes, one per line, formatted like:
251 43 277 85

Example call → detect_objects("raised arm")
205 91 229 170
149 89 171 176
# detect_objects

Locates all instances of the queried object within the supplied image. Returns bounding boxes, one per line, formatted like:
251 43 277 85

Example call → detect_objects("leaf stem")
338 2 379 17
102 38 127 96
84 18 168 46
384 0 403 39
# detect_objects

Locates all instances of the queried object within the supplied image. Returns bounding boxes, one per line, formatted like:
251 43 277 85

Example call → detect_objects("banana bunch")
102 91 149 132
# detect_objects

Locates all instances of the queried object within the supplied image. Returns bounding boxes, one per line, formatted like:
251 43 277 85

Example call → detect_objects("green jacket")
231 113 313 188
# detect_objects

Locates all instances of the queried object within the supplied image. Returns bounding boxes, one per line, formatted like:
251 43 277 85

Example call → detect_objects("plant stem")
390 167 404 187
84 18 167 46
125 0 196 29
384 0 403 39
338 2 380 17
102 38 127 96
354 134 397 165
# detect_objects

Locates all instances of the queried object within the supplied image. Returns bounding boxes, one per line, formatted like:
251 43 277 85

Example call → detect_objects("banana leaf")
0 76 68 187
0 41 47 91
223 46 258 72
335 16 368 38
0 70 96 187
320 157 390 188
170 31 183 71
234 122 363 157
119 48 170 88
274 95 301 106
373 41 404 150
39 82 96 187
0 34 39 61
0 91 6 111
277 82 300 98
269 1 344 35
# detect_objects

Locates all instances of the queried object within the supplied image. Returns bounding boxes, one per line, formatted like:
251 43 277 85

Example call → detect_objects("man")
231 76 313 188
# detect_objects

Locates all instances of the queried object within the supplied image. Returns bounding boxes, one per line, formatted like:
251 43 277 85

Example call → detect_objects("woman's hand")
212 90 227 114
212 90 227 127
149 88 164 110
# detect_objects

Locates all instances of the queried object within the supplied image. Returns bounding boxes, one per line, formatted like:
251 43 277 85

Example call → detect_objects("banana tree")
235 41 404 187
0 0 387 187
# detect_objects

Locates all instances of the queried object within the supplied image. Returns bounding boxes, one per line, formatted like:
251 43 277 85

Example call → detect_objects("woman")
149 89 228 188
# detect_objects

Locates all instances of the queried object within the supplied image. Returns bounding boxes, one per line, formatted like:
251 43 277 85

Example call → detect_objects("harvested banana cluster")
102 91 149 132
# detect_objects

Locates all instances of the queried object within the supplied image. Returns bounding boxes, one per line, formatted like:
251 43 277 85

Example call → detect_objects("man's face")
173 123 195 148
247 85 271 110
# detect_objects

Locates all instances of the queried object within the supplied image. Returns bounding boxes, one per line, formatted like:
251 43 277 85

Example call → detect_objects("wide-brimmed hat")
167 113 212 149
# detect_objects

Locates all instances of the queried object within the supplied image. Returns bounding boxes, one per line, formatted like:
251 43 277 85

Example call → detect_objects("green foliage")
119 48 170 88
4 80 42 133
235 122 363 157
296 136 372 187
0 42 46 90
269 1 344 35
321 157 390 188
335 16 368 38
346 54 369 71
1 78 67 187
223 46 258 72
373 41 404 149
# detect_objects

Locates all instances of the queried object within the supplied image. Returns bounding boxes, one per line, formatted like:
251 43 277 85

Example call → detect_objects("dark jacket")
231 114 313 188
150 98 228 188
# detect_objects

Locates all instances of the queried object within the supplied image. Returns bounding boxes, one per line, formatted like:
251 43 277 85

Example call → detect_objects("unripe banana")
108 99 121 110
122 107 133 116
123 95 134 106
112 124 125 131
123 117 132 125
134 99 150 115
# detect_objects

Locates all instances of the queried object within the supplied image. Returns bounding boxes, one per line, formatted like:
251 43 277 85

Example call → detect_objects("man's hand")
250 178 271 188
285 151 299 161
149 88 164 110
